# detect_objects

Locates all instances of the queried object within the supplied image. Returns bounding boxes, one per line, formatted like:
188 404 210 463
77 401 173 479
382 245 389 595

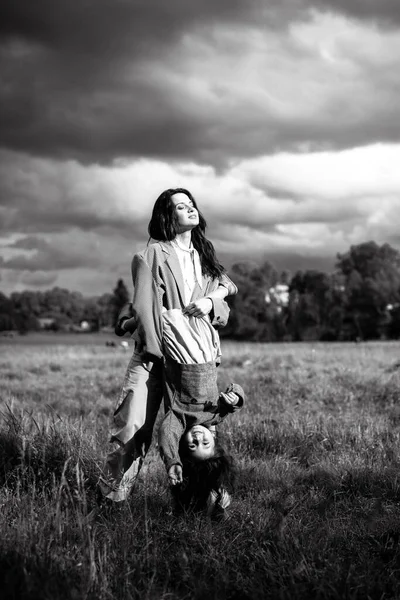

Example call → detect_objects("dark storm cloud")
309 0 400 27
0 200 139 236
20 271 58 288
0 192 138 236
0 152 147 236
219 248 336 275
0 0 315 165
8 236 50 251
1 0 400 165
0 0 302 55
2 0 397 65
2 235 102 271
262 251 336 275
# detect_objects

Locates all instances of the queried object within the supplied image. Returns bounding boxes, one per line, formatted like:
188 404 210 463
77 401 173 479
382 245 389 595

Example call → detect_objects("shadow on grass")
0 550 88 600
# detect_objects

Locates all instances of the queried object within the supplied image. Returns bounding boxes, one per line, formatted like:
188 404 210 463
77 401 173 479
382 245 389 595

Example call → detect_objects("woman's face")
171 193 199 233
183 425 215 461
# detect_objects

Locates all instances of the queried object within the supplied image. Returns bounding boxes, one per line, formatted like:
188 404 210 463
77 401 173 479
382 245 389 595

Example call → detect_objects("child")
158 308 245 518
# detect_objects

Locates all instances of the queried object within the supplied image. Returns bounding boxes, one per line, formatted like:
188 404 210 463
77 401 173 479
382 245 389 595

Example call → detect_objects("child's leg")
99 351 163 502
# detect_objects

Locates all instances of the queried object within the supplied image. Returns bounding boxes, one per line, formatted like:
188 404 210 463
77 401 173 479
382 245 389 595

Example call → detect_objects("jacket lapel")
160 242 186 305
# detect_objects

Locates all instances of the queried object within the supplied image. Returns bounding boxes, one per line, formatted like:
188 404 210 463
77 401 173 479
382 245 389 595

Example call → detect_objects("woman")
99 188 237 503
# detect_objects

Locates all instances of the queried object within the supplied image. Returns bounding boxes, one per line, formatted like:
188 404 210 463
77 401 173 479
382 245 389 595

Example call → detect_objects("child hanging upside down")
158 307 245 519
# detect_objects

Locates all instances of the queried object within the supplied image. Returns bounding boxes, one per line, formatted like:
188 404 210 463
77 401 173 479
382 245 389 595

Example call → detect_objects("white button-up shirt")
171 239 203 304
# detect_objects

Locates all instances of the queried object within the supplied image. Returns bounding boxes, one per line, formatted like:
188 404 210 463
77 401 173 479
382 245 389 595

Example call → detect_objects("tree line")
1 241 400 341
0 279 130 334
222 241 400 342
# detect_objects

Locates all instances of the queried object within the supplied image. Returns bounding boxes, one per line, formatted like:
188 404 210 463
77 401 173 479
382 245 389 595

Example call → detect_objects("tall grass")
1 338 400 599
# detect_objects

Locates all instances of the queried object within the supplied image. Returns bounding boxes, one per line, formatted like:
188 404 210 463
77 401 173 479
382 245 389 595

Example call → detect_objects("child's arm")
115 302 137 336
219 390 240 406
219 383 245 414
158 411 185 482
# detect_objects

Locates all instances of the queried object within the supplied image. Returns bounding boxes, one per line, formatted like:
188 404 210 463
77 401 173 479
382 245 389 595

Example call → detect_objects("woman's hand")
183 297 213 318
168 464 183 486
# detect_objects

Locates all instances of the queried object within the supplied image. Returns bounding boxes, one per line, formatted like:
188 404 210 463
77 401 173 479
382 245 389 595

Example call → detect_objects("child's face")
183 425 215 461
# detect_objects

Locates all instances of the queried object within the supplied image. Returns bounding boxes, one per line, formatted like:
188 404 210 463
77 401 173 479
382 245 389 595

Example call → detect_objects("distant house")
69 320 94 333
387 303 400 312
37 317 56 330
265 284 289 311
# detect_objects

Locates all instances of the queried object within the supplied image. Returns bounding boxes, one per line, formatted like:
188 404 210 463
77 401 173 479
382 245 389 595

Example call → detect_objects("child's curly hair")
171 435 236 516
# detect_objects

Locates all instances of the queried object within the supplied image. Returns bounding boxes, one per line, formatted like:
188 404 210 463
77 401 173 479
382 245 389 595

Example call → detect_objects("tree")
0 292 15 331
388 304 400 339
287 270 348 341
224 261 285 341
288 271 328 340
110 279 130 327
96 293 113 328
336 242 400 340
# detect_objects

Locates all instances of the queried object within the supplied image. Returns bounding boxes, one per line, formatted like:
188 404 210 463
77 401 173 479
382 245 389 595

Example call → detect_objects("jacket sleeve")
218 382 245 417
207 272 237 329
209 297 230 329
158 411 185 471
218 273 238 296
131 254 163 359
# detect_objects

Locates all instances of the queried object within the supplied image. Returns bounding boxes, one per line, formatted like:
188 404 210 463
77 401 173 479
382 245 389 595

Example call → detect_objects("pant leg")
99 351 163 502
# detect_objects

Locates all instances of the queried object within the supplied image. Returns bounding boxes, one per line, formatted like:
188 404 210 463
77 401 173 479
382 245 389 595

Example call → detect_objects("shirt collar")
171 238 194 253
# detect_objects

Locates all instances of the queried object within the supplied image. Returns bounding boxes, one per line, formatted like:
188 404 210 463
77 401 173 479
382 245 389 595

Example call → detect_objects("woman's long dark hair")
148 188 225 279
171 435 235 515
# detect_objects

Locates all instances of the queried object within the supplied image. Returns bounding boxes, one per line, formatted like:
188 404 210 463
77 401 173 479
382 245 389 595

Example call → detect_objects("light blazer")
121 241 237 360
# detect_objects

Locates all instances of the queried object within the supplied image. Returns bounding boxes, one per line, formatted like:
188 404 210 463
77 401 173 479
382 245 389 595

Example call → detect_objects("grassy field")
1 336 400 599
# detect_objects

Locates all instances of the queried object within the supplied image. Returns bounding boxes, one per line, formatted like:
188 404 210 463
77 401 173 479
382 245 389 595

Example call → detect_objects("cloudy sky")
1 0 400 297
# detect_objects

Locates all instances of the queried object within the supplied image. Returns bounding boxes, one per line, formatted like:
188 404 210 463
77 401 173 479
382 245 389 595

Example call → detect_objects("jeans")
99 351 163 502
